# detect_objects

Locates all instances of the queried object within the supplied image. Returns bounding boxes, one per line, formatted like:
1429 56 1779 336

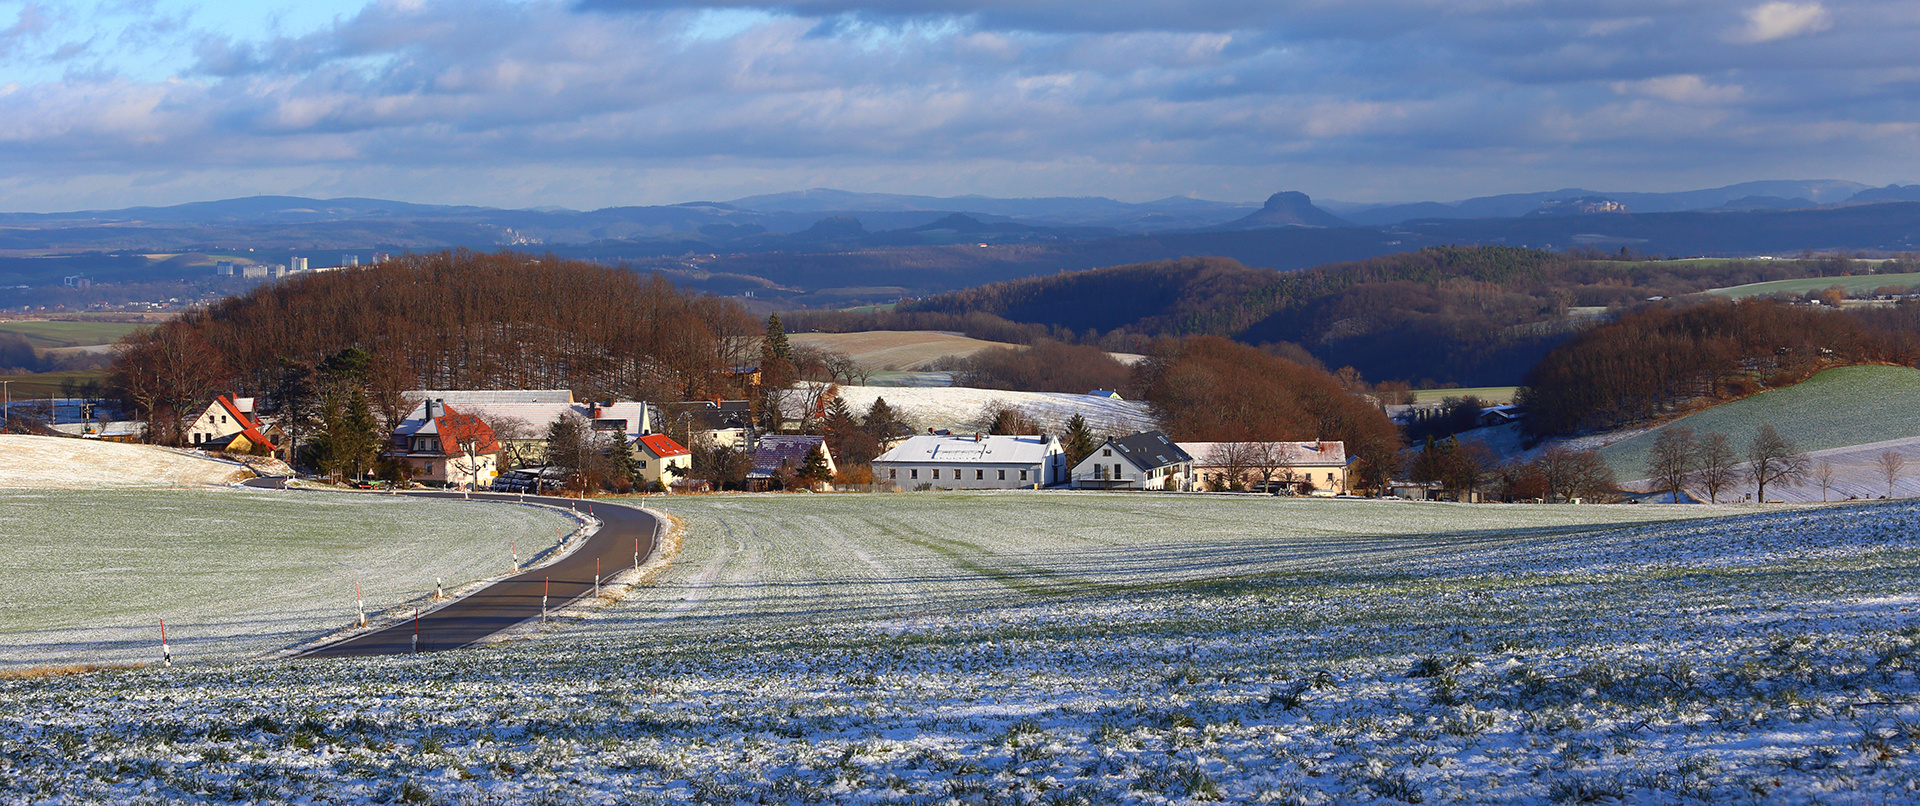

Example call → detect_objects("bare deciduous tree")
1877 449 1907 498
1814 459 1835 503
1693 432 1739 504
1747 423 1808 503
1646 425 1696 503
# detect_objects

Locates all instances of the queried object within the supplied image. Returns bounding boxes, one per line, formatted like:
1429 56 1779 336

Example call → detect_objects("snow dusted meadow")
825 385 1156 436
6 493 1920 803
0 488 578 667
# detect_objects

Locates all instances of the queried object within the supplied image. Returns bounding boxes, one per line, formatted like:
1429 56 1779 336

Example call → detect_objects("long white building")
873 433 1066 490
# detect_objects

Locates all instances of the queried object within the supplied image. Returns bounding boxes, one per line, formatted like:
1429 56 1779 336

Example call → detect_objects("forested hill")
885 247 1906 387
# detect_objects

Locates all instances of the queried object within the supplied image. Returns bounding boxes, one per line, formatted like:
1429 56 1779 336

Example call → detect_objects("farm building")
404 390 653 467
874 433 1066 490
1178 441 1350 494
1071 431 1193 490
747 435 836 491
185 394 283 459
634 434 692 489
660 400 754 450
389 400 502 487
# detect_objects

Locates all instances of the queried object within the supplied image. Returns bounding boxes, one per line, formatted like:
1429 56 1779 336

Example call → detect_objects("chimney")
928 427 935 434
974 432 982 442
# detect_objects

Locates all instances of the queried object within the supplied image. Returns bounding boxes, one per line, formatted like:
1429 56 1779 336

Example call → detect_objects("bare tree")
1877 449 1907 498
1645 425 1697 503
1536 445 1616 503
1249 442 1288 491
1747 423 1808 503
1814 459 1835 503
475 412 537 468
1205 442 1258 491
1693 432 1739 504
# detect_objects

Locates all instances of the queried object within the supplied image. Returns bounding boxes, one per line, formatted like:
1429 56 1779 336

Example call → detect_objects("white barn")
873 433 1066 490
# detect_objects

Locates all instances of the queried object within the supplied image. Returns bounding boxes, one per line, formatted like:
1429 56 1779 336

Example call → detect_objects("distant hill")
1214 192 1352 229
1344 180 1872 225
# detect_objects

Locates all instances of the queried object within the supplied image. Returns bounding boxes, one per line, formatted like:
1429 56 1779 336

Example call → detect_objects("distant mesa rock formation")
1528 196 1629 217
1216 191 1353 229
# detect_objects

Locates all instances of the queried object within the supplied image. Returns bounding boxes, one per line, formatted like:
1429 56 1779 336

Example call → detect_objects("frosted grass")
0 489 576 667
1 494 1915 803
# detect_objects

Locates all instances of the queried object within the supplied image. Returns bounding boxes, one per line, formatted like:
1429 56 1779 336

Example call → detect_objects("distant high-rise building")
290 256 308 272
342 254 360 267
215 261 235 276
372 253 390 264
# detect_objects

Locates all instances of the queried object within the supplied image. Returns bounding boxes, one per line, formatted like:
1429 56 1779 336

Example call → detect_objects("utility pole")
2 379 11 434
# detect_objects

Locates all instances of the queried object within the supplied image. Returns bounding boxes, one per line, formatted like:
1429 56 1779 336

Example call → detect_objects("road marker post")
511 540 518 573
436 577 444 600
594 557 600 597
412 607 419 654
634 537 640 570
355 581 366 627
160 619 171 667
542 577 550 623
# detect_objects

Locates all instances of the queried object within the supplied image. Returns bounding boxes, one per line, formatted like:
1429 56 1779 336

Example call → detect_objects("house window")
889 469 897 479
933 469 940 479
1102 448 1111 457
1019 469 1027 481
976 469 984 480
1114 463 1123 478
1327 472 1335 482
911 469 918 479
638 460 648 469
220 415 228 424
998 469 1006 480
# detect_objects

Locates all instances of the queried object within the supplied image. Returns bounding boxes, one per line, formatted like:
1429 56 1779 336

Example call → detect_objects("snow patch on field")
827 384 1156 434
0 434 248 488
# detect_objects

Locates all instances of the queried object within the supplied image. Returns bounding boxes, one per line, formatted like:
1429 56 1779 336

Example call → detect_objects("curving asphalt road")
245 479 659 658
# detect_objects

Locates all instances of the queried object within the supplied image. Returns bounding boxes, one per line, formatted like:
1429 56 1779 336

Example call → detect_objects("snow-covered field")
0 488 578 667
827 384 1156 435
0 435 248 489
9 493 1920 803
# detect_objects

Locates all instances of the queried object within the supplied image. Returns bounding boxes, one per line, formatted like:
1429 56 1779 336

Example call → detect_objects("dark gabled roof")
1104 430 1193 471
662 401 753 431
747 435 830 479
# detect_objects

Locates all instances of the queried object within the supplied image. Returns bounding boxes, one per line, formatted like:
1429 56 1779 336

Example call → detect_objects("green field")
0 368 110 398
0 320 143 348
1705 269 1920 299
1597 365 1920 479
0 489 576 667
1409 385 1517 404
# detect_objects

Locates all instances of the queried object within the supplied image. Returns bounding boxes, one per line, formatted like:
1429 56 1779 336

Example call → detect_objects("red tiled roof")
637 433 689 458
216 394 276 451
434 405 501 457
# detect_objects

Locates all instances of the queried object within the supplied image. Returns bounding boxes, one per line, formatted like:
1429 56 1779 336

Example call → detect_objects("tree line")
109 250 760 444
1519 298 1920 438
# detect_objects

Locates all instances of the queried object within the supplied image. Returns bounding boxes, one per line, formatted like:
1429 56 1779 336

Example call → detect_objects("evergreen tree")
761 314 792 364
1062 413 1098 466
798 445 832 487
338 391 380 480
863 396 904 441
603 429 640 488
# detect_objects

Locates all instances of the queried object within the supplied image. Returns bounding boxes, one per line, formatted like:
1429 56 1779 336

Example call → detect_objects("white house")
874 433 1066 490
388 400 502 487
1071 431 1193 490
404 390 654 466
185 394 281 457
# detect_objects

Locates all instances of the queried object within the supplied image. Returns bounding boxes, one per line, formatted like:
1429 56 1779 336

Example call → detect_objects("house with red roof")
388 400 502 487
633 433 692 490
186 394 282 458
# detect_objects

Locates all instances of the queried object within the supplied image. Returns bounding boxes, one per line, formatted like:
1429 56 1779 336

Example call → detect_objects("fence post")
542 577 550 623
355 581 365 627
160 618 171 667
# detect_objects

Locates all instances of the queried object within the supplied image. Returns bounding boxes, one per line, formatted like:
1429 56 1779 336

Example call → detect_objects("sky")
0 0 1915 212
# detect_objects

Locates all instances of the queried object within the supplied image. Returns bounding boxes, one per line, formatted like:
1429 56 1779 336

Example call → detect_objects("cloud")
1738 1 1832 43
0 0 1916 212
1612 74 1745 105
